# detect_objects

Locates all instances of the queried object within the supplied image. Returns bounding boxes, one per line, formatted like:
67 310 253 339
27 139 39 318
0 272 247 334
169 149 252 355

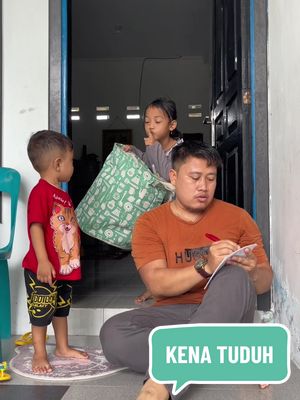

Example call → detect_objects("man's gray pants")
100 265 256 398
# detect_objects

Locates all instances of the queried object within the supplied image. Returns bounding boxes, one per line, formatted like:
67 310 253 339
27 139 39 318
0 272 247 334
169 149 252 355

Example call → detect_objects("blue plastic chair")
0 167 21 339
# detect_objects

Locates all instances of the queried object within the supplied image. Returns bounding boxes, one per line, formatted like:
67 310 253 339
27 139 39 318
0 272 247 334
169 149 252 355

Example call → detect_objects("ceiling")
71 0 212 62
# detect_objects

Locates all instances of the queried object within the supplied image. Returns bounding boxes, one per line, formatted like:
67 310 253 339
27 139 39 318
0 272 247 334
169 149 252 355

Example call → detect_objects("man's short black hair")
171 140 222 171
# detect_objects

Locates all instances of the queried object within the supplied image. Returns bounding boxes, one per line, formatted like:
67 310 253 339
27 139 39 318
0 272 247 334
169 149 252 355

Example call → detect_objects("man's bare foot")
32 354 53 374
136 379 169 400
259 384 270 389
55 346 89 359
135 289 153 304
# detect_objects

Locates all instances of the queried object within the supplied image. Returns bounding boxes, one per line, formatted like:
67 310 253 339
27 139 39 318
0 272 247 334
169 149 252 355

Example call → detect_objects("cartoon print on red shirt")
50 203 80 275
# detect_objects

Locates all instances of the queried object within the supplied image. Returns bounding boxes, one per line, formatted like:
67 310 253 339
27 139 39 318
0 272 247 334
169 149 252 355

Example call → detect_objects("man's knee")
217 264 253 287
221 264 246 277
194 265 256 323
220 265 255 295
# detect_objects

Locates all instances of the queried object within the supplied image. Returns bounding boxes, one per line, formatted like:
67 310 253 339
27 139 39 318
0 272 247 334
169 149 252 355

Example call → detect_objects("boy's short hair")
171 140 222 171
27 130 73 173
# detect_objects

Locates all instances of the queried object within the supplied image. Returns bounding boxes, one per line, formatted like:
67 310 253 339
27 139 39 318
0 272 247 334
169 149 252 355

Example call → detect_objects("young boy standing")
22 130 87 374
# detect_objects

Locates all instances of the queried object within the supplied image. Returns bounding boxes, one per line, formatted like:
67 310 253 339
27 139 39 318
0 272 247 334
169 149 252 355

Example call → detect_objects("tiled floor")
1 335 300 400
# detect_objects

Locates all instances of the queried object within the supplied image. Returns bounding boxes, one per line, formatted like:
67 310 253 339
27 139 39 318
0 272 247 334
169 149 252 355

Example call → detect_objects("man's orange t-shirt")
132 199 268 306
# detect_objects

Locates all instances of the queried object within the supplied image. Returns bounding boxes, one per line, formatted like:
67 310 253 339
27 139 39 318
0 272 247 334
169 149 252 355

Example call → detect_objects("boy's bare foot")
135 290 153 304
137 379 169 400
32 354 53 374
55 346 89 359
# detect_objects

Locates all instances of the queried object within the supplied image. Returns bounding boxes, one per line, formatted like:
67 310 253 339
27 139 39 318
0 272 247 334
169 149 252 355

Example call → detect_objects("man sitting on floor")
100 140 273 400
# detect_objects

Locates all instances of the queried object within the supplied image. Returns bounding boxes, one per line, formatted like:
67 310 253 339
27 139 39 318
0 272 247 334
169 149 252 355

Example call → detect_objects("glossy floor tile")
0 385 69 400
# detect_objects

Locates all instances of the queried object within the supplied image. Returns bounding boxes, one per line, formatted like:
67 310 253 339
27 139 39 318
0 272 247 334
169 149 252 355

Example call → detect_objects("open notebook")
204 243 257 290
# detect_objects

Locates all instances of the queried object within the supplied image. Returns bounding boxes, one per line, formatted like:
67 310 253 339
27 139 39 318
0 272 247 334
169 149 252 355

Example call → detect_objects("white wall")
268 0 300 367
2 0 49 334
71 57 211 161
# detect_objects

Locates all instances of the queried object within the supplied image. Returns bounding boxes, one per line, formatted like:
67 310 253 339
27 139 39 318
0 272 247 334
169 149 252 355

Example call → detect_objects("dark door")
211 0 270 311
211 0 252 213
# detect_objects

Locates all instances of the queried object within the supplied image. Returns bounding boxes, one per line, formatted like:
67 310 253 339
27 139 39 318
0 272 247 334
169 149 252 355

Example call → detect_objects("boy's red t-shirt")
22 179 81 281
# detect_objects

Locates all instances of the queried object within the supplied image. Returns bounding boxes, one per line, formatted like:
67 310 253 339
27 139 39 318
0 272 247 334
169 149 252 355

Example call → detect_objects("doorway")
48 0 270 310
65 0 214 308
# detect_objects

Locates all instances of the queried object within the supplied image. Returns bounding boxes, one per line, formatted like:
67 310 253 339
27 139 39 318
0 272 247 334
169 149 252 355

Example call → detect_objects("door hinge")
243 90 251 105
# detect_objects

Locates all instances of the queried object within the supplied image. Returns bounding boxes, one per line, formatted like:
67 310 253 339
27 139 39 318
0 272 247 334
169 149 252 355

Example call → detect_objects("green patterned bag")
75 143 168 250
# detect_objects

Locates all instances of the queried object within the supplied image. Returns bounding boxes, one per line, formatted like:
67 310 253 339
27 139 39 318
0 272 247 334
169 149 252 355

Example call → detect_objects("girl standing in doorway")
124 97 183 303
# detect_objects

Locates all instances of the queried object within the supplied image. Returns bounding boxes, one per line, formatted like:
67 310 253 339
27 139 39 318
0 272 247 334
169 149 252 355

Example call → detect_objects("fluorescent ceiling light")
71 115 80 121
96 106 110 111
188 112 202 118
96 114 110 120
188 104 202 110
126 105 140 111
71 107 80 112
126 114 140 120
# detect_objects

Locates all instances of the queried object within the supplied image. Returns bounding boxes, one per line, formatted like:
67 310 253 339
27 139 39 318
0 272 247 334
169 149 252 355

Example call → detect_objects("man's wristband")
194 258 212 279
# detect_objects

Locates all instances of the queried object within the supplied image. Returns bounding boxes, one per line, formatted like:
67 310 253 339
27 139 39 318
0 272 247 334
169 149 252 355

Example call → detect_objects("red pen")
205 233 221 242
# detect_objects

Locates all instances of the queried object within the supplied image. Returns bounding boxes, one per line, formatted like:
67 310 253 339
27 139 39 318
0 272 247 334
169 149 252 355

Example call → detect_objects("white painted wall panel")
268 0 300 367
2 0 48 334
